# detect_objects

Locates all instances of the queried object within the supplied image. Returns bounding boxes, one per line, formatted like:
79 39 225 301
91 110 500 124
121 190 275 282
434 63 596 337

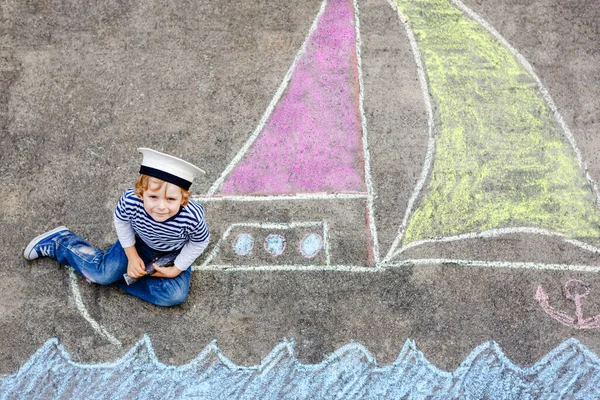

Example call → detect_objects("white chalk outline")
195 264 373 272
383 0 436 263
195 221 331 269
68 269 122 347
389 227 600 259
354 0 381 264
69 253 600 349
195 260 600 273
207 0 328 195
193 192 369 202
385 259 600 273
383 0 600 262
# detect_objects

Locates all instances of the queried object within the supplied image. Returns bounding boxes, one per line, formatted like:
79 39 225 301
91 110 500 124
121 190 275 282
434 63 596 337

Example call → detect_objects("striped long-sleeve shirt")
114 188 209 270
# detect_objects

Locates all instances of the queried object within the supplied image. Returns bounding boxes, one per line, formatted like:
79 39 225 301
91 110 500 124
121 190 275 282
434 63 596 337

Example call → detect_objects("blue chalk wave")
1 336 600 399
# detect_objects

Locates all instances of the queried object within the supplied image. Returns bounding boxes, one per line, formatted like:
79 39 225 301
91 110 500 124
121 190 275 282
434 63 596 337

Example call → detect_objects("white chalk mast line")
382 0 600 264
382 0 436 264
354 0 381 265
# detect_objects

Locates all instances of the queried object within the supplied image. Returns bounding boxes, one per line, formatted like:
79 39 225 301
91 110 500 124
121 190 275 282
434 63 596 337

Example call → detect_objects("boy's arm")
113 215 136 248
153 239 209 278
152 264 182 278
113 214 145 278
175 239 209 270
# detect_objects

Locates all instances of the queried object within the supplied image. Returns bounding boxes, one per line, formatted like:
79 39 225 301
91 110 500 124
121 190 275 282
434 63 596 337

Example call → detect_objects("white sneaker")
23 226 69 260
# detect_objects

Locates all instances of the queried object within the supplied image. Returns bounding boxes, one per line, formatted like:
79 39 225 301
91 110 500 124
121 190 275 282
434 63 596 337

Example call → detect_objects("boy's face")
142 178 183 222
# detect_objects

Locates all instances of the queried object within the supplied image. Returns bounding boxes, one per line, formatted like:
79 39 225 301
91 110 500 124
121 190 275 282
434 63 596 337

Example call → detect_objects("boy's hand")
152 265 182 279
127 256 146 279
123 245 146 278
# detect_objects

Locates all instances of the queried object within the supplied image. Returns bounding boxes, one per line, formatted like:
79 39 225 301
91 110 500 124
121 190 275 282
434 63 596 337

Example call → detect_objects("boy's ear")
180 189 191 206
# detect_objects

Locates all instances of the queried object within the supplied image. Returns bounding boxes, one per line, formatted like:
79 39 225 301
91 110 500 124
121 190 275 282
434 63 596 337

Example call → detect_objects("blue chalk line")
1 336 600 399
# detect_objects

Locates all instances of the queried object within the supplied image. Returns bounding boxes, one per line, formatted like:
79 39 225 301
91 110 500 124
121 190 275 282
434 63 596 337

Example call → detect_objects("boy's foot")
23 226 69 260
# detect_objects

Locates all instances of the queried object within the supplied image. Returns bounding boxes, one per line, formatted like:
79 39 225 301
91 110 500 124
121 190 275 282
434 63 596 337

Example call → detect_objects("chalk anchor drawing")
537 280 600 329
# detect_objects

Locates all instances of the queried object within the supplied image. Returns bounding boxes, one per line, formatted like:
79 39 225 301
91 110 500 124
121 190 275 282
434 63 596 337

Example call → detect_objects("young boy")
23 148 209 307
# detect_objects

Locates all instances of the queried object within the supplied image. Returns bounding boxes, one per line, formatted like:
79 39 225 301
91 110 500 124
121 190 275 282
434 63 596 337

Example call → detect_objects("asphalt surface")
1 0 599 375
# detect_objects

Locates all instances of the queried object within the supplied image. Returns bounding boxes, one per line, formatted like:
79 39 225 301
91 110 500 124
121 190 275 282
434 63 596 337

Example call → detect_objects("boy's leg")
116 267 192 307
27 228 191 306
53 230 128 285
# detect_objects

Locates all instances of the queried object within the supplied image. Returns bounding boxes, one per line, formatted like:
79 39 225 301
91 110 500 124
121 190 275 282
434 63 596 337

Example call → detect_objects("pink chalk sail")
219 0 366 195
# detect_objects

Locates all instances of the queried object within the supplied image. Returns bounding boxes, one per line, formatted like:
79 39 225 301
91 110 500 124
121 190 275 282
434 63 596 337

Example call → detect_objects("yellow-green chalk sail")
396 0 600 244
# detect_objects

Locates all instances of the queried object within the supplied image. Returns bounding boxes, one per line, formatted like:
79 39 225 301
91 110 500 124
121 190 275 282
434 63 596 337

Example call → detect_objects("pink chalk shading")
220 0 365 195
536 280 600 329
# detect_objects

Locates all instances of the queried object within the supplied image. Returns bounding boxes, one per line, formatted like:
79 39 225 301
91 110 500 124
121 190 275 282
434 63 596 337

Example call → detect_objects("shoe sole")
23 226 69 260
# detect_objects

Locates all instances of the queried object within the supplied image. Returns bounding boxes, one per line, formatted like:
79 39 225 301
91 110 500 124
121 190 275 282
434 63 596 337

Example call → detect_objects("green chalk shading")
397 0 600 244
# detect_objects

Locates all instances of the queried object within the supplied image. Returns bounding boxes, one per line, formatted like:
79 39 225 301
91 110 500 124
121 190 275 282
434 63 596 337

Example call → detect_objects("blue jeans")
53 230 191 306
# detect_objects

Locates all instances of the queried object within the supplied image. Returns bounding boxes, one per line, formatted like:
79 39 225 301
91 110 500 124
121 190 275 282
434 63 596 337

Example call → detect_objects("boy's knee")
80 263 124 285
91 274 117 286
157 284 189 307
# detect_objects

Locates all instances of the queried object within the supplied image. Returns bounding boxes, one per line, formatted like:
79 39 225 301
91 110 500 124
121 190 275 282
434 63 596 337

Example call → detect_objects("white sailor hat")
138 148 205 190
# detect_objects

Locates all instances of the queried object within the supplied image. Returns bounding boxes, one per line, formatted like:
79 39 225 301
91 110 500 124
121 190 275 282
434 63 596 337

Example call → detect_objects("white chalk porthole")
233 233 254 256
300 233 323 258
264 234 286 256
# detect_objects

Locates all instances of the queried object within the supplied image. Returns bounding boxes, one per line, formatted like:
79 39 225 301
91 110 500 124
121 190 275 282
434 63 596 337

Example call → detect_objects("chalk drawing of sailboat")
66 0 600 348
191 0 600 271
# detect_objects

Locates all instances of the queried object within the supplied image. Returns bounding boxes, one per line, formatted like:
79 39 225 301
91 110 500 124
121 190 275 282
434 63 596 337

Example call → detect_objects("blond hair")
134 174 191 207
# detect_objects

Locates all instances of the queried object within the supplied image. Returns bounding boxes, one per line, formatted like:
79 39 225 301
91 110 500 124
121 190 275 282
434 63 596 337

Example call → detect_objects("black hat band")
140 166 192 190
